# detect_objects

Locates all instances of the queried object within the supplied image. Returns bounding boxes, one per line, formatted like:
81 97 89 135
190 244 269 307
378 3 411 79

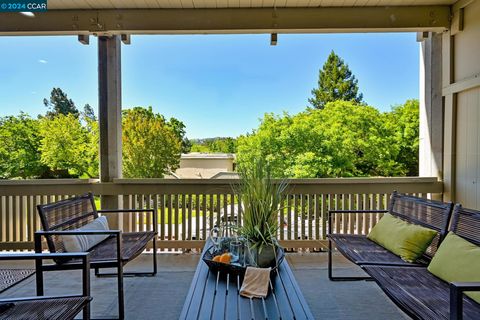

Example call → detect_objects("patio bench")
35 192 158 320
0 253 91 320
327 191 454 280
362 205 480 320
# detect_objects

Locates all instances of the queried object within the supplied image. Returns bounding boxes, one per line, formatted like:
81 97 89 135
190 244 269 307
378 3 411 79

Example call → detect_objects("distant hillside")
189 137 237 153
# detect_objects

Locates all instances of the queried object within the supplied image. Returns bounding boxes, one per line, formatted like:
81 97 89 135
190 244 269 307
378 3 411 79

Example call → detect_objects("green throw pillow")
428 232 480 304
367 213 437 263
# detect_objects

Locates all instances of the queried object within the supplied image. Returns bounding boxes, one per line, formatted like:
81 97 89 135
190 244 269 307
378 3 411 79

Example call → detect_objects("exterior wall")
179 157 234 171
443 0 480 208
456 89 480 208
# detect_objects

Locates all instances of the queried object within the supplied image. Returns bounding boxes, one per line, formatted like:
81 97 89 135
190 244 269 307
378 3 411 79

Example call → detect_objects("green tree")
84 114 99 178
83 104 96 121
43 87 79 118
309 51 363 109
122 107 182 178
167 117 191 153
384 99 419 176
237 101 409 178
0 113 49 178
38 114 93 177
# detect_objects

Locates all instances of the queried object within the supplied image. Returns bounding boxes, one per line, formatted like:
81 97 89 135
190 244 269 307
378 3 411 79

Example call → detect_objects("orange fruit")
219 253 231 264
212 255 221 262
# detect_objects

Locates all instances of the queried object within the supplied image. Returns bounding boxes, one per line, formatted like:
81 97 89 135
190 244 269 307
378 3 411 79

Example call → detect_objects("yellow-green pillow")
367 214 437 263
428 232 480 304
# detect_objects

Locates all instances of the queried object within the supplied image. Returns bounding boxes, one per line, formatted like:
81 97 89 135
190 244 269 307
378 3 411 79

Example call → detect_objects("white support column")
419 32 443 186
98 35 122 228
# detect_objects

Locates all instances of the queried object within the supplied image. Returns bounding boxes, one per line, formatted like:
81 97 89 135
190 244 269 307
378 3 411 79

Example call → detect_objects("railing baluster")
237 194 242 229
175 194 180 244
6 196 11 243
286 195 292 241
293 195 298 241
202 194 207 241
321 194 327 239
315 194 320 242
230 193 235 235
222 194 228 236
187 194 192 243
13 195 19 243
140 194 146 232
195 194 200 241
26 196 33 242
152 194 160 239
348 194 355 234
300 194 305 242
209 194 214 233
159 194 165 241
181 194 186 242
168 194 173 248
308 194 313 245
19 195 25 243
147 194 153 233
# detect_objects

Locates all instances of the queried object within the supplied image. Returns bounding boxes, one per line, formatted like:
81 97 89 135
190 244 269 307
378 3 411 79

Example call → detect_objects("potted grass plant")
235 159 288 268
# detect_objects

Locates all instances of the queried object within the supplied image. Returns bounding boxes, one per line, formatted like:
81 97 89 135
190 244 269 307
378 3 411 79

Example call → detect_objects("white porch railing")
0 177 443 252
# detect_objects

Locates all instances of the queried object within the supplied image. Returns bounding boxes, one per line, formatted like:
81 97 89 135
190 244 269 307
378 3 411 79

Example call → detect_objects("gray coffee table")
179 242 314 319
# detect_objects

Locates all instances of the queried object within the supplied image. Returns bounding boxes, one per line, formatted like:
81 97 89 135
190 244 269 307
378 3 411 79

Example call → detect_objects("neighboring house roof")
171 168 232 179
210 172 239 179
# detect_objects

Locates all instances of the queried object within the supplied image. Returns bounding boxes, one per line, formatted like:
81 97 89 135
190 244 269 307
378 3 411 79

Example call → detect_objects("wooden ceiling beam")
0 6 450 36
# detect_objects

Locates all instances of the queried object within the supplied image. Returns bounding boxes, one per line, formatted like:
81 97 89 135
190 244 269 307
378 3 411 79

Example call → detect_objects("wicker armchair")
362 204 480 320
35 192 158 320
327 191 454 280
0 253 91 320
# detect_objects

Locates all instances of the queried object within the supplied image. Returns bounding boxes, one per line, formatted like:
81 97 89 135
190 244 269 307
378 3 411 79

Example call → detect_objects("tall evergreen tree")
83 103 96 121
43 87 79 118
309 51 363 109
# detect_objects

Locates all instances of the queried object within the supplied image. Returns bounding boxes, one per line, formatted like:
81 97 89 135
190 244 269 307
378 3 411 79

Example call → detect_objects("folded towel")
240 266 271 298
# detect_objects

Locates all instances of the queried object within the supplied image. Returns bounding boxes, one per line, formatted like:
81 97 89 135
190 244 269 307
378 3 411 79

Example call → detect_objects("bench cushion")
363 265 480 320
367 214 437 263
428 232 480 304
62 216 110 252
328 234 427 266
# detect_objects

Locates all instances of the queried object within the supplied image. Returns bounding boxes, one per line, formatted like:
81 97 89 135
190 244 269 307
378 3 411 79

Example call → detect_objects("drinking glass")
229 239 242 263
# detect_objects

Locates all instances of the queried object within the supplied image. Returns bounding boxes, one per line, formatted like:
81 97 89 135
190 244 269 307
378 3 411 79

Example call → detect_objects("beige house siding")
448 0 480 208
179 157 234 171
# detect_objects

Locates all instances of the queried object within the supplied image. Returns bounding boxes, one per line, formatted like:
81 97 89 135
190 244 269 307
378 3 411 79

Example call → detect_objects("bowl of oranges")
202 237 285 277
202 238 250 277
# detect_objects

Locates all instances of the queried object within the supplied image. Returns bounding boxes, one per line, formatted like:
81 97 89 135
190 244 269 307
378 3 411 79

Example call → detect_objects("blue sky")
0 33 419 139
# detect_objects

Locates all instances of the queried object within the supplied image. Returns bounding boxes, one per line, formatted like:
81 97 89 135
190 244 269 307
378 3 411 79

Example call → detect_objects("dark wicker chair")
327 191 454 280
35 192 158 320
0 253 91 320
362 204 480 320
